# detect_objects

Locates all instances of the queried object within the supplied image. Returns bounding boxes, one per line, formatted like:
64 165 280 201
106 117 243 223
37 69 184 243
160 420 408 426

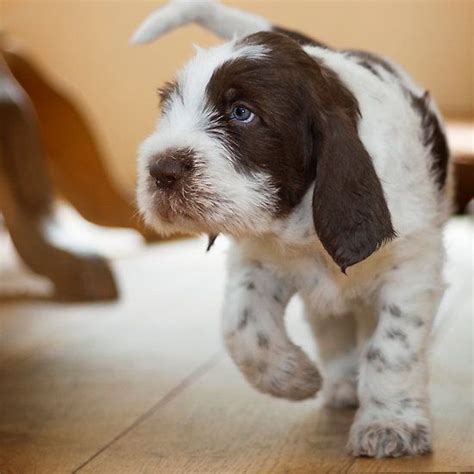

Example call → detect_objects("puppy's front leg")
348 252 444 458
222 256 322 400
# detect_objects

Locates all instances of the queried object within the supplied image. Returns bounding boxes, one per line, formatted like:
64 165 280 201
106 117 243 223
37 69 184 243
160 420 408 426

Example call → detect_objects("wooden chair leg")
0 56 118 302
3 46 158 241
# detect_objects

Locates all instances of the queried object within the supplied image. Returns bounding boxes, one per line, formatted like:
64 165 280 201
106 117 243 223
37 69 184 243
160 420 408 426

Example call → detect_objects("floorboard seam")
71 351 222 473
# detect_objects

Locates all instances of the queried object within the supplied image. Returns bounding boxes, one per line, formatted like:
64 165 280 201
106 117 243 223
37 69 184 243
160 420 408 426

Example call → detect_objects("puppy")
132 0 452 458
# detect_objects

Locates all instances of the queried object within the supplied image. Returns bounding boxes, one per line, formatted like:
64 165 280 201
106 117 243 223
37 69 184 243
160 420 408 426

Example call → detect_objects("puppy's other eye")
230 105 255 123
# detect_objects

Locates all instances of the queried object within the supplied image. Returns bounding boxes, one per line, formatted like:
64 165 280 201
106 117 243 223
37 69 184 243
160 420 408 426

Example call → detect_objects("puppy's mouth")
144 175 222 233
154 191 188 223
153 184 201 222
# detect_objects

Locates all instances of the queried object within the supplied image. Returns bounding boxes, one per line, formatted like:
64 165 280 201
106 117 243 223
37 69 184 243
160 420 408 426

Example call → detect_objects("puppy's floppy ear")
312 111 396 272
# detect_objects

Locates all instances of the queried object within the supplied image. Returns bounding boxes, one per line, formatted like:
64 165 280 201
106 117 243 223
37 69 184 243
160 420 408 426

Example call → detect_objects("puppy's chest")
239 238 383 313
272 252 379 314
286 258 358 314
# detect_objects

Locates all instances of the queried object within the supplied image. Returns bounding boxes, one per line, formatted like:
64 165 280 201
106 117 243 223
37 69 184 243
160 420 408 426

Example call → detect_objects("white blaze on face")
137 39 278 237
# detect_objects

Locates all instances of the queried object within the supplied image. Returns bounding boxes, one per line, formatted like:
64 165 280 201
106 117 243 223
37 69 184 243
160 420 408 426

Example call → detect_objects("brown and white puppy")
132 0 452 458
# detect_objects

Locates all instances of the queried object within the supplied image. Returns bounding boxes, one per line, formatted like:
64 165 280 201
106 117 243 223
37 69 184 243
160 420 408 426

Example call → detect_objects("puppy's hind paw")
323 378 358 409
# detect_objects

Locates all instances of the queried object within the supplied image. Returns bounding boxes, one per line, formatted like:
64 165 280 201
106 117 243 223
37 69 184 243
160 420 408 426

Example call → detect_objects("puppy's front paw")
239 344 322 401
347 418 432 458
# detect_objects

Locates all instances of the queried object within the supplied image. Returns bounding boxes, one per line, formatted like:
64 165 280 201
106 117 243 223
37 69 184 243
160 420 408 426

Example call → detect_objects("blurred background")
0 2 473 473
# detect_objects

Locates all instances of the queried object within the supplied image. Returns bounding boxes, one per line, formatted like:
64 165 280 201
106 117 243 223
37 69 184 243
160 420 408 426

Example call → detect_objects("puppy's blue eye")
231 105 255 123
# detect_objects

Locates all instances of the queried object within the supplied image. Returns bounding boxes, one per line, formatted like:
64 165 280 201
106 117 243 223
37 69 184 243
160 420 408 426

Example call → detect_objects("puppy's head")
137 32 395 271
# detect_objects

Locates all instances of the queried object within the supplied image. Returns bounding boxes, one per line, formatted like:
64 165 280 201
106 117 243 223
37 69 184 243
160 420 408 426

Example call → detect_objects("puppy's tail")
130 0 272 45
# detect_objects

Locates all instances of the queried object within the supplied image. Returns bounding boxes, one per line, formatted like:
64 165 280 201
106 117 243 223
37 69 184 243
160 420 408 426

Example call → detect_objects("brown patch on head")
205 31 394 270
205 33 321 214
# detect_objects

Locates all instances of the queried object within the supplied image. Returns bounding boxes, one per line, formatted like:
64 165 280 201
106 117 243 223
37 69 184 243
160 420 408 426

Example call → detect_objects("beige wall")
3 0 473 193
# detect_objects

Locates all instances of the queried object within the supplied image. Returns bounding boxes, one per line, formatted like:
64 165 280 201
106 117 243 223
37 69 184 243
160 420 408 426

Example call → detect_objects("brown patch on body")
385 328 409 348
256 331 269 348
238 308 250 330
387 304 402 317
345 49 399 77
409 91 449 189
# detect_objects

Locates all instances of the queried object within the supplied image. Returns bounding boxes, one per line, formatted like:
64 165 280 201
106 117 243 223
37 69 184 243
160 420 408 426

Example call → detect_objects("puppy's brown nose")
149 155 190 188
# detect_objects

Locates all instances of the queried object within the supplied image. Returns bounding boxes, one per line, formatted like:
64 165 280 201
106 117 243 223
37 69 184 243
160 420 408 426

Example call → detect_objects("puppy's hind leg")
306 308 359 408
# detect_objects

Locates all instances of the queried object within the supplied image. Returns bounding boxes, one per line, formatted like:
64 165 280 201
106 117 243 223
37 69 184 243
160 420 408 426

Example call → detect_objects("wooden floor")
0 216 473 473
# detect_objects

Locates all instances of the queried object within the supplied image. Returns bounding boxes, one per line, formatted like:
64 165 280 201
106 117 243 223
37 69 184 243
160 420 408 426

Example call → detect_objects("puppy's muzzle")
148 148 195 189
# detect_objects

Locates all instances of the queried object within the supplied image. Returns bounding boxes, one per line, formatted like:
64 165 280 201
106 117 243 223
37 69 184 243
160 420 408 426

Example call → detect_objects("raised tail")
130 0 272 44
